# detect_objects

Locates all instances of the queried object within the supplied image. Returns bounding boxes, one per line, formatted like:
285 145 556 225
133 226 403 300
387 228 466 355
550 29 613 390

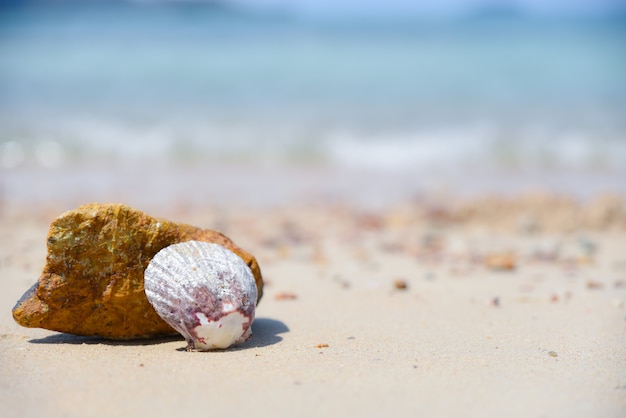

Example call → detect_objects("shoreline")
2 162 625 212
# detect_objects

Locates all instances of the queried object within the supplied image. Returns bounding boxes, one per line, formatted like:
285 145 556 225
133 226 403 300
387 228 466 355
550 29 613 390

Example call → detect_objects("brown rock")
12 203 263 339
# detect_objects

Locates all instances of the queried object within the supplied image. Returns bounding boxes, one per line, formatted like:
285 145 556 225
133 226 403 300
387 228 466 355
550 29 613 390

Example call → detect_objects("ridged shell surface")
144 240 257 350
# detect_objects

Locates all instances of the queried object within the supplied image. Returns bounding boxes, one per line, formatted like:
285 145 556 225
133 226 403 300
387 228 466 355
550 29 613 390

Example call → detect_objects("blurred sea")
0 3 625 205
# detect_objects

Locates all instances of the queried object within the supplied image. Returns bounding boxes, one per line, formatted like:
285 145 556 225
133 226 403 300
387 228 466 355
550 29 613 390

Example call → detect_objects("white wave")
324 124 626 172
325 125 494 170
1 112 625 174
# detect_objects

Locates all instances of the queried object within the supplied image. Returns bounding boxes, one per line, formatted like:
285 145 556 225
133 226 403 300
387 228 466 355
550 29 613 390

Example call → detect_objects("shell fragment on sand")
12 203 263 339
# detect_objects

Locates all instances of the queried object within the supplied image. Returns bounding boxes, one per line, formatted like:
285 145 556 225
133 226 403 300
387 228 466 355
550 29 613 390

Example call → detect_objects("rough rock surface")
12 203 263 339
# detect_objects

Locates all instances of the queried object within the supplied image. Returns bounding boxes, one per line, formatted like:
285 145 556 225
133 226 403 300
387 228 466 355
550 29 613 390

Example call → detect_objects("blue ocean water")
1 4 625 172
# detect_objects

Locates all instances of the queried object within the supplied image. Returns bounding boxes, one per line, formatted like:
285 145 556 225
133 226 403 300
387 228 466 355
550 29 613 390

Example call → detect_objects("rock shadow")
29 333 183 346
28 317 288 349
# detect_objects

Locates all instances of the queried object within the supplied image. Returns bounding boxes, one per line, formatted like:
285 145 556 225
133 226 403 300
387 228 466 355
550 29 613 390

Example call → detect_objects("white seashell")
144 240 257 351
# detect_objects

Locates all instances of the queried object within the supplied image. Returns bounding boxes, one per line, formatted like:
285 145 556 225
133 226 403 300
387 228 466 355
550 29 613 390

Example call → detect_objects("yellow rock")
12 203 263 339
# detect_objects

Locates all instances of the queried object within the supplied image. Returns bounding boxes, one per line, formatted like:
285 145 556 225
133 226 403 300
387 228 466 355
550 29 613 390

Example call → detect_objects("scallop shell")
144 240 257 351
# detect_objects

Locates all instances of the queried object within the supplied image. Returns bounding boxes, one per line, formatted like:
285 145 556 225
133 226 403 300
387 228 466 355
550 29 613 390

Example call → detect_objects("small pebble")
275 292 298 300
586 280 604 290
316 343 329 349
548 351 558 357
484 253 516 271
394 279 408 290
577 236 597 256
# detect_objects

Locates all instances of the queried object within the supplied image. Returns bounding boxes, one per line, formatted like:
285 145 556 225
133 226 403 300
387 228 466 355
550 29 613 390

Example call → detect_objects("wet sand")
1 167 625 418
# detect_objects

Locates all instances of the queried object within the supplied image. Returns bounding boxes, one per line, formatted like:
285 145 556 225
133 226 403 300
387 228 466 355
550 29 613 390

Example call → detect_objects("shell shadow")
173 317 289 352
240 317 289 349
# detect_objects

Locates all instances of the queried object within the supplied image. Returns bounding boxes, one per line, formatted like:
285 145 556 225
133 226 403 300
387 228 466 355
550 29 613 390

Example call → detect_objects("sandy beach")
2 2 625 416
1 172 625 418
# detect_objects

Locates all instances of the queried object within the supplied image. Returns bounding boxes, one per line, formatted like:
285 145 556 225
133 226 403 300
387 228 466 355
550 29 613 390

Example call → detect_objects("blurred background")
1 0 625 207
